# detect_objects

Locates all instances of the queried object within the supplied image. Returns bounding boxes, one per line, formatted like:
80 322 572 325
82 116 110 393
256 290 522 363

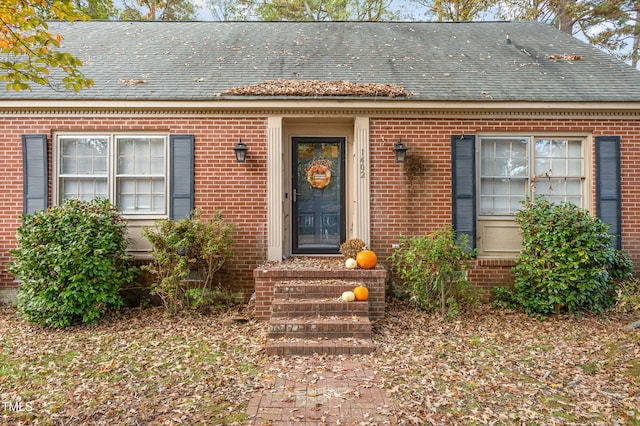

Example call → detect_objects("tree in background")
120 0 197 20
74 0 119 19
497 0 640 68
414 0 496 21
207 0 399 21
582 0 640 68
0 0 95 91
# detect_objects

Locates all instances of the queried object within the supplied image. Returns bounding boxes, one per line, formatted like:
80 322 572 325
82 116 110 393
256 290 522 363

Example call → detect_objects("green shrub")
142 209 236 314
390 226 477 317
9 198 137 328
499 199 632 317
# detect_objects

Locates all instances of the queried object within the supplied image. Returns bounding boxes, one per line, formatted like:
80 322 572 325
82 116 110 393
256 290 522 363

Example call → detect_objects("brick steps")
274 279 365 299
266 337 376 356
267 316 372 339
266 279 375 356
270 298 370 318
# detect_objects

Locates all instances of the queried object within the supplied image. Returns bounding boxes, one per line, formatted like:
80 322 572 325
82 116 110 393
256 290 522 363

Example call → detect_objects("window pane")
552 158 566 175
568 159 582 175
533 138 584 207
116 137 166 214
119 194 135 212
511 195 526 211
94 156 108 174
137 179 150 193
479 137 529 215
135 155 150 175
566 178 582 196
118 157 133 174
568 140 582 156
152 195 164 210
119 139 134 156
117 177 165 214
494 179 510 195
61 139 76 156
61 156 77 174
58 137 109 206
151 140 164 156
77 158 92 174
535 139 551 157
137 195 151 211
60 177 108 201
150 157 164 174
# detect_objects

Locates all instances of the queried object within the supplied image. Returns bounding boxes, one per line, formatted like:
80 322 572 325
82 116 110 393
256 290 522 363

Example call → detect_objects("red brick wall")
369 117 640 297
0 116 268 299
2 114 640 301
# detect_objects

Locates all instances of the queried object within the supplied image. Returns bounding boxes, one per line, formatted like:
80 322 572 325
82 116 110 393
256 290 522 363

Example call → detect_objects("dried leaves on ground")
374 301 640 425
223 79 412 98
0 305 266 425
1 301 639 424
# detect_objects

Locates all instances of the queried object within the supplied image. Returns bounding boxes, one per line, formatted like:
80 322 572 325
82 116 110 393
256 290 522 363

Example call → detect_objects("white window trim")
53 132 170 220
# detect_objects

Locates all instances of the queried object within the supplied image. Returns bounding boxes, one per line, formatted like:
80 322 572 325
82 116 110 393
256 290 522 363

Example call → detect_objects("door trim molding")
267 116 283 261
354 116 371 247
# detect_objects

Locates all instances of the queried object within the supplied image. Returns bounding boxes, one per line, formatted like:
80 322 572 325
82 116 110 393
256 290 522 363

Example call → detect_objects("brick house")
2 20 640 304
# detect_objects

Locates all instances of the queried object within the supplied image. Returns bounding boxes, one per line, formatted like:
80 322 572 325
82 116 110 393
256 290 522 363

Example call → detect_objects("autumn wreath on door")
306 158 333 189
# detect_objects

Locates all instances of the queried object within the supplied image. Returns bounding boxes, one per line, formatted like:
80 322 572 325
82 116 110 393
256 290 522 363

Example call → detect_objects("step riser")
266 342 376 356
268 322 372 339
270 300 369 318
274 283 367 300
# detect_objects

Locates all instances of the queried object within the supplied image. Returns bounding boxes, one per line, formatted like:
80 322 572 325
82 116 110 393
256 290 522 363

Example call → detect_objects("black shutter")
169 134 194 220
22 134 48 215
595 136 622 249
451 134 476 251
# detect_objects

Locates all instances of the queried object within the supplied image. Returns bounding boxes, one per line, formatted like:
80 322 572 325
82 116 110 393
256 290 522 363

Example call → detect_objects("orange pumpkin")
353 285 369 301
356 249 377 269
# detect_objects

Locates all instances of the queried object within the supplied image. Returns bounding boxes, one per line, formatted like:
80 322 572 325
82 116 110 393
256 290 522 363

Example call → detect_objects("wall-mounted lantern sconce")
393 139 408 163
233 138 248 163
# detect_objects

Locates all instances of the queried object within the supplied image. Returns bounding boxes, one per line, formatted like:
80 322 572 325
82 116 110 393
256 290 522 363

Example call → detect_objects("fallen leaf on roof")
118 78 148 86
223 79 412 98
546 54 583 61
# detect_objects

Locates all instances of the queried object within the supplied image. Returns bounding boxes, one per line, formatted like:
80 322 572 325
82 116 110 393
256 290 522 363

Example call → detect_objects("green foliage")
142 209 237 314
9 198 136 328
1 0 94 91
390 226 477 318
500 199 633 317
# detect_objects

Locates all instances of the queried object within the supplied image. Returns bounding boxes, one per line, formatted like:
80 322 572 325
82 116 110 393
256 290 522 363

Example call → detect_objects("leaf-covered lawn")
375 301 640 425
0 305 266 425
1 302 639 425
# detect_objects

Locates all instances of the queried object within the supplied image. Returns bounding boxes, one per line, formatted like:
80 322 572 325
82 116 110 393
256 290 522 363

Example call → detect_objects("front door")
292 137 345 254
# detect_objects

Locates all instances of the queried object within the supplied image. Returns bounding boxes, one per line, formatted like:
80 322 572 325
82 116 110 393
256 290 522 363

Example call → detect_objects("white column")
267 116 283 261
354 116 371 247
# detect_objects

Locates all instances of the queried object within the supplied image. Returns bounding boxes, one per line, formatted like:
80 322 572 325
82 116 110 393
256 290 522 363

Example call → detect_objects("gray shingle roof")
4 20 640 102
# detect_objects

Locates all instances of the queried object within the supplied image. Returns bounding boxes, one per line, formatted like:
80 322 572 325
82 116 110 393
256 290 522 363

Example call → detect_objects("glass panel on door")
292 137 345 254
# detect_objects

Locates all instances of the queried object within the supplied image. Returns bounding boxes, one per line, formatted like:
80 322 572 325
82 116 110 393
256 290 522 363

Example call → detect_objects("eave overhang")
2 98 640 118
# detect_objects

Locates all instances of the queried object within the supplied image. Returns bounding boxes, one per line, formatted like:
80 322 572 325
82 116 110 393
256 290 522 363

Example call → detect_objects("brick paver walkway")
246 357 396 425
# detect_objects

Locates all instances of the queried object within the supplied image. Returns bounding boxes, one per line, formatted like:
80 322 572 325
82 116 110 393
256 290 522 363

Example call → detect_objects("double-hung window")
57 134 168 216
477 135 588 255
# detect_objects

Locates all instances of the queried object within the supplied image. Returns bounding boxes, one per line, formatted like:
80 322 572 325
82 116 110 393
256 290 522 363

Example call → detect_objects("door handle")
293 189 302 202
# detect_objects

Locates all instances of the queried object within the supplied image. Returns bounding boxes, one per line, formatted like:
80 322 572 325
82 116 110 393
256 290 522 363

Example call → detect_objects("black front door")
292 137 345 254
